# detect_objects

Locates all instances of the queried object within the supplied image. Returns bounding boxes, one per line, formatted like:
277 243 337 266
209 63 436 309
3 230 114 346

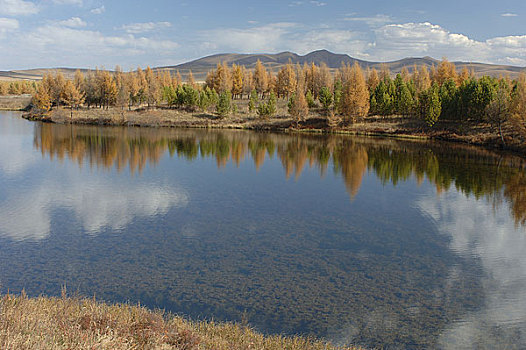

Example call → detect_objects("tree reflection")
34 123 526 224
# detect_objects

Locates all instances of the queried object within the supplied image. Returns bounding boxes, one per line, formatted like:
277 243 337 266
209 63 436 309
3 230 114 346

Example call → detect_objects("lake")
1 111 525 349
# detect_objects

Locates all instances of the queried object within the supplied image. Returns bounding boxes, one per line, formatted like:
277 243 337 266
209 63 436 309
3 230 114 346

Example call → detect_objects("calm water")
1 111 526 349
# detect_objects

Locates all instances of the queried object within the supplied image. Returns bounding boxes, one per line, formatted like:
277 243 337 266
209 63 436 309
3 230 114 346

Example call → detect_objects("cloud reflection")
0 177 188 241
418 190 526 349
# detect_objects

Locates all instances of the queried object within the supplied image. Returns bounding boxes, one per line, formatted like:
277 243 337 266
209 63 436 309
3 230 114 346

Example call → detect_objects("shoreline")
20 107 526 158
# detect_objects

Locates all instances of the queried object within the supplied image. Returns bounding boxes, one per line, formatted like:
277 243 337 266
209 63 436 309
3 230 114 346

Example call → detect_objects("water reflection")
1 115 526 349
0 112 39 176
0 180 188 241
419 191 526 349
35 123 526 224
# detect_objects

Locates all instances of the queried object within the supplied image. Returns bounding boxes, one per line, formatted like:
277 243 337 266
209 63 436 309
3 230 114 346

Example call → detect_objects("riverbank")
0 293 361 350
23 106 526 156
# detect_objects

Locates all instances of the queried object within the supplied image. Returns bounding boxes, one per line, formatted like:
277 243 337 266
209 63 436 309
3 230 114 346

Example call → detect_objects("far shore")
1 94 524 156
19 104 526 157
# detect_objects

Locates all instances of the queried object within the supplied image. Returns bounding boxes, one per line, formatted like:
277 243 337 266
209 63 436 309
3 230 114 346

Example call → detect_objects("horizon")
4 49 526 72
0 0 524 70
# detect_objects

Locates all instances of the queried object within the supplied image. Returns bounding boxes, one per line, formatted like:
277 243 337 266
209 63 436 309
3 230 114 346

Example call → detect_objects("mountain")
158 49 525 80
1 50 524 81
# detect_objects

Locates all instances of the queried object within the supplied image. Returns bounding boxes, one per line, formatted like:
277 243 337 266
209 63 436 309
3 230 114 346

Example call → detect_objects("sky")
0 0 525 70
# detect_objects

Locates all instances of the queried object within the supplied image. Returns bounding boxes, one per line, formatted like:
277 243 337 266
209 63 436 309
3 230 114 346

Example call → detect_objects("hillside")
1 50 524 81
158 49 525 80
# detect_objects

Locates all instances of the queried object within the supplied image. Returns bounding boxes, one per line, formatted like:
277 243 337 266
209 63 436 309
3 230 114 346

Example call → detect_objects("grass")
0 94 32 111
0 291 362 350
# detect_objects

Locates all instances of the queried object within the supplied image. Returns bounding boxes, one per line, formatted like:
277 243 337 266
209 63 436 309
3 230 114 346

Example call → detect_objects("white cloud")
202 23 297 53
501 13 518 17
20 24 178 57
57 17 87 28
0 0 38 16
199 21 526 66
372 22 526 65
310 1 326 6
52 0 82 5
344 14 394 27
201 22 368 56
120 21 172 34
0 17 19 36
418 190 526 348
90 5 105 14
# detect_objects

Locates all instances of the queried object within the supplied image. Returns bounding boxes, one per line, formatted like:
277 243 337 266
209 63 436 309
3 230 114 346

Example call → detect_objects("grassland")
0 94 32 111
0 292 361 350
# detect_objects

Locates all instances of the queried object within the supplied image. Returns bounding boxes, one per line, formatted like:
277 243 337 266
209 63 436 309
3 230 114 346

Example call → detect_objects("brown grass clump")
0 292 362 350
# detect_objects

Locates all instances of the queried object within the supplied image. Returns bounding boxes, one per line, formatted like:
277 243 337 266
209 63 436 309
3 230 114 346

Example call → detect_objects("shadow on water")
1 115 526 349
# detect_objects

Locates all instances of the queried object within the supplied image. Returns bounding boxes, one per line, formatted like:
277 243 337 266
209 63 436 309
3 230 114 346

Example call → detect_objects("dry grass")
0 94 32 110
0 292 362 350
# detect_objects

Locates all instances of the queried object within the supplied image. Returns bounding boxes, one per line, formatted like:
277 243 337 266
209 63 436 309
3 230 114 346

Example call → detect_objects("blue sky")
0 0 524 70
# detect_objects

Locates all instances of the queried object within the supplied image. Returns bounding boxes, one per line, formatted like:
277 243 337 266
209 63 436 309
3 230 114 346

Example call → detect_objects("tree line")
0 80 37 95
30 59 526 137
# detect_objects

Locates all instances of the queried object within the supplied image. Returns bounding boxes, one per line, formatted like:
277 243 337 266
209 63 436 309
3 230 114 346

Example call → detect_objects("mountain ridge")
1 50 524 81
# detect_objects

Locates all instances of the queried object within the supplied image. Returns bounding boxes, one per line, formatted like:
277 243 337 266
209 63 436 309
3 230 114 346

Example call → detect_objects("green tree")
511 73 526 137
305 90 316 108
418 84 442 127
318 87 333 113
257 92 277 119
216 91 232 117
248 89 258 113
486 79 512 144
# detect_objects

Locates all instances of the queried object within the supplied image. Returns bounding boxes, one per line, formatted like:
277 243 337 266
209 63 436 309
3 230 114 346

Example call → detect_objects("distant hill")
0 68 96 81
1 50 524 81
159 49 525 80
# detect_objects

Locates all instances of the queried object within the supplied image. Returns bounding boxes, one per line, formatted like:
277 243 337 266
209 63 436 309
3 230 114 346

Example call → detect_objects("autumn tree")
231 64 244 98
413 65 431 93
288 85 309 127
317 63 333 94
61 80 85 118
145 66 160 108
379 63 391 82
50 71 66 107
511 73 526 137
435 58 457 86
98 70 117 109
187 70 197 89
340 63 370 123
74 69 84 91
125 73 140 110
400 67 411 83
366 68 380 92
276 63 297 99
32 84 52 114
253 60 268 97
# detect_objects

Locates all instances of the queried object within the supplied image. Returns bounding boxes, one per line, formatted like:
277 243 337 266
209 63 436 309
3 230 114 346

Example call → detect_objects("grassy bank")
23 105 526 156
0 292 361 350
0 94 32 111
